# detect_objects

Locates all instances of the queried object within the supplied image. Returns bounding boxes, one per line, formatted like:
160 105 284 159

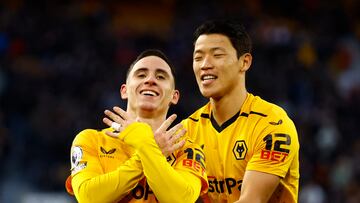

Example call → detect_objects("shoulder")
247 94 298 139
182 103 210 125
72 128 108 146
249 94 299 144
249 94 294 124
172 137 204 158
183 138 204 151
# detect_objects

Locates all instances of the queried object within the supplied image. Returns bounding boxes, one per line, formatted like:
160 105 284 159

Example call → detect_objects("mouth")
140 90 159 97
201 74 217 81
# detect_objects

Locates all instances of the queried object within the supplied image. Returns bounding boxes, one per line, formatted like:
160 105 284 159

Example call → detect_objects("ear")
239 53 252 72
170 89 180 105
120 84 128 99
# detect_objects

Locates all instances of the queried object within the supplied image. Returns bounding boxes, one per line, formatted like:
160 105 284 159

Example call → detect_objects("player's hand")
154 114 186 157
103 106 137 137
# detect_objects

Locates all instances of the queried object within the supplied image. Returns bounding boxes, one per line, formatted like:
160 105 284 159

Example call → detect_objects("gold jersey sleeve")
245 100 300 202
118 122 208 203
66 129 144 203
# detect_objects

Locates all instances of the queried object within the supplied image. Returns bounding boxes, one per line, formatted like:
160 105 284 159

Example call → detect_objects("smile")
201 74 217 81
140 90 159 96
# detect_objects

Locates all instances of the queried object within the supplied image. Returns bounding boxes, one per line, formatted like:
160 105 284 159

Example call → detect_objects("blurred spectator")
299 181 326 203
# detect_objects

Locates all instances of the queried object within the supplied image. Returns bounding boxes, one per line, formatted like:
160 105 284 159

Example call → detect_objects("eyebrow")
155 68 171 78
133 67 171 78
194 47 226 55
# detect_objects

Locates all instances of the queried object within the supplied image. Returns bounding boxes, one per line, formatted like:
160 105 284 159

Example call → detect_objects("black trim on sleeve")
249 111 267 117
189 117 199 122
240 111 267 117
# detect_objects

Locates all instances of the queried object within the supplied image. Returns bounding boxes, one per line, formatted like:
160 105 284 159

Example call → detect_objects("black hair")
126 49 177 87
193 20 252 58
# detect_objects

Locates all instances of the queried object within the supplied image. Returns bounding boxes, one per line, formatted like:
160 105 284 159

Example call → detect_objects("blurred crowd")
0 0 360 202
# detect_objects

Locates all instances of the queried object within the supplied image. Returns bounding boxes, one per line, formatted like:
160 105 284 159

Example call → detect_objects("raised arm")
118 122 207 203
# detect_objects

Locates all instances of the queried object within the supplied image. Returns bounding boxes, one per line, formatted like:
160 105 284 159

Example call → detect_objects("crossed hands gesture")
102 106 186 157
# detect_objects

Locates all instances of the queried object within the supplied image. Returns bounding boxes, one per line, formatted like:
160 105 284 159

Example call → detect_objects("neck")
136 115 165 131
210 85 248 126
128 108 167 131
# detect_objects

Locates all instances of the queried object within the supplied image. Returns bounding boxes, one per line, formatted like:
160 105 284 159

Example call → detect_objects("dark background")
0 1 359 202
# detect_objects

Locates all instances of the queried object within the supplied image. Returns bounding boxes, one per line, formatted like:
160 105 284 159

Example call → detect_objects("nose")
200 56 213 70
144 74 157 85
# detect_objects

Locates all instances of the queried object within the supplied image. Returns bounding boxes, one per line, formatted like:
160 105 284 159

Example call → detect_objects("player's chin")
139 103 159 111
199 89 213 98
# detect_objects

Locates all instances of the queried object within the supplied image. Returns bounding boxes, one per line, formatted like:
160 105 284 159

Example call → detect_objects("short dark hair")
126 49 177 87
193 20 252 58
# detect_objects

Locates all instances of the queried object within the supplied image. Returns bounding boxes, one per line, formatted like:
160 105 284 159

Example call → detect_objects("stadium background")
0 1 359 202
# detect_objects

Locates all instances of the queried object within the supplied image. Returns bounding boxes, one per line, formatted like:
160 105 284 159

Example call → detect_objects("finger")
113 106 128 120
104 109 124 125
105 130 119 138
169 128 186 143
169 139 186 152
102 117 113 127
157 114 177 133
167 123 183 139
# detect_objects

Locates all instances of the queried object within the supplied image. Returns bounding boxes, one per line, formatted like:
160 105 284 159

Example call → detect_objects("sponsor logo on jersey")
100 147 116 154
182 159 206 176
260 150 289 162
208 176 242 195
269 119 283 125
130 180 157 201
99 146 116 158
233 140 247 160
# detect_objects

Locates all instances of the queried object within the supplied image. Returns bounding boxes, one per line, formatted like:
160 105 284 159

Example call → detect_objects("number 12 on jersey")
260 133 291 162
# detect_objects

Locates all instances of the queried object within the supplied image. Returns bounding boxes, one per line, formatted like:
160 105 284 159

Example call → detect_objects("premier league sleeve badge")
70 146 87 174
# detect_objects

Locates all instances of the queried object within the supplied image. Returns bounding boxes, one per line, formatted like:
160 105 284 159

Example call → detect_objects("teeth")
202 75 216 80
141 90 157 96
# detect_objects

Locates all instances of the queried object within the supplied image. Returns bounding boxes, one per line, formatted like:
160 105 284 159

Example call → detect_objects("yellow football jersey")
182 93 300 203
65 125 208 203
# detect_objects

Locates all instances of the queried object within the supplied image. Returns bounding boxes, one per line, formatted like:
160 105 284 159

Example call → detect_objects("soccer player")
182 20 300 202
65 49 208 202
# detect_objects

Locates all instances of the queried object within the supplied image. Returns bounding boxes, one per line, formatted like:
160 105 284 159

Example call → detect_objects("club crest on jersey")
233 140 247 160
166 153 176 166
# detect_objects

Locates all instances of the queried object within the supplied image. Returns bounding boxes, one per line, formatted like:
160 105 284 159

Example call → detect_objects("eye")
156 74 166 80
214 53 225 58
193 56 203 62
136 73 146 78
